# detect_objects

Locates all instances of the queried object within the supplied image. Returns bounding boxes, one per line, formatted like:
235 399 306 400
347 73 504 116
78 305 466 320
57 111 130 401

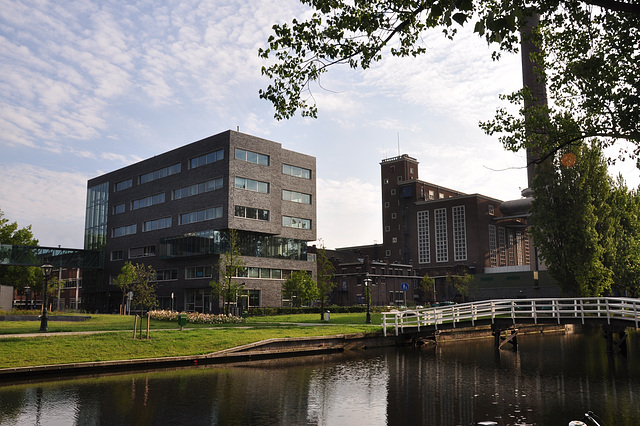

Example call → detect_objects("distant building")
332 154 537 306
83 130 316 313
314 246 418 307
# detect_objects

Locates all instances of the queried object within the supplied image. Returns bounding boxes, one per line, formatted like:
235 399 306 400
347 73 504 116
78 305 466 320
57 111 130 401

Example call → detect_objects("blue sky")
2 0 637 250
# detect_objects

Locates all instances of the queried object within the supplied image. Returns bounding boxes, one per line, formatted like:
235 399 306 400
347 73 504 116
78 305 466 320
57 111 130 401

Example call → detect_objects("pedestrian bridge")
0 244 102 269
382 297 640 352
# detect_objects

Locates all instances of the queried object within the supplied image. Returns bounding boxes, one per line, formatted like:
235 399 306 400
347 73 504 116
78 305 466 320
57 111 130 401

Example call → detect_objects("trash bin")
323 310 330 322
178 313 188 330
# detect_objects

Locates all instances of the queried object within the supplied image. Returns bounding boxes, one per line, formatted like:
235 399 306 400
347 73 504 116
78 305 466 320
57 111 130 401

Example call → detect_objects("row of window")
111 265 310 281
113 207 223 237
113 177 310 216
114 147 311 193
115 178 224 215
112 207 312 238
416 206 468 264
488 225 529 268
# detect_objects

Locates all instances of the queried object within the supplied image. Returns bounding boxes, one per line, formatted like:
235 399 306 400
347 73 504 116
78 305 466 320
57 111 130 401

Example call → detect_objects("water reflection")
1 330 639 425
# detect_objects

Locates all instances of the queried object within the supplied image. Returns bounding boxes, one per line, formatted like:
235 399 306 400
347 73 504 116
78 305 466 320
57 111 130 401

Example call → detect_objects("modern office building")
83 130 316 313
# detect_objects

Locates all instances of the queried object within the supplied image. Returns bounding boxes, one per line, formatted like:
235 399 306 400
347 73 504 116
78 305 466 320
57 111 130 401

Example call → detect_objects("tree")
482 4 640 167
282 271 318 307
446 273 475 303
260 1 640 163
609 178 640 297
418 274 435 304
209 229 246 315
529 143 616 296
114 262 157 314
0 208 40 292
315 247 336 320
131 264 157 314
113 262 136 314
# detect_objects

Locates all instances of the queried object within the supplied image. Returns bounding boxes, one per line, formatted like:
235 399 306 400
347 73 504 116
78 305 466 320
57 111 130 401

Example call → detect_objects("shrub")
148 310 246 324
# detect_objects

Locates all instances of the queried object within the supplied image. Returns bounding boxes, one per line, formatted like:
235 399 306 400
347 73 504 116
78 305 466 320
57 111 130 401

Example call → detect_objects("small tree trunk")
133 315 138 339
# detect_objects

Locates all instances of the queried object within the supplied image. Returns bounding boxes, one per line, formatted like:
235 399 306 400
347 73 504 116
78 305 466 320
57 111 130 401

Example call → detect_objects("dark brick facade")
84 130 316 313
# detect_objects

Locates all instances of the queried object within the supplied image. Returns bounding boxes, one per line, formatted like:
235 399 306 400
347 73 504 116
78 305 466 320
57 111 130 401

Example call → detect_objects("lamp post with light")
40 263 53 332
364 277 372 324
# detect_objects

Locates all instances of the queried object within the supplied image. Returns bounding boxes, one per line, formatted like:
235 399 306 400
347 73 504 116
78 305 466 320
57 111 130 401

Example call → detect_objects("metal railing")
382 297 640 336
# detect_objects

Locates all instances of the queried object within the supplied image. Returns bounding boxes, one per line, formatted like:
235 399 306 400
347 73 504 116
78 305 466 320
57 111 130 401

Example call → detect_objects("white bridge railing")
382 297 640 337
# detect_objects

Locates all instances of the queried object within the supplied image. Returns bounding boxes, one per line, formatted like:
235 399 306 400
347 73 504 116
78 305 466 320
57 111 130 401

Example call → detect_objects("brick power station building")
324 154 555 307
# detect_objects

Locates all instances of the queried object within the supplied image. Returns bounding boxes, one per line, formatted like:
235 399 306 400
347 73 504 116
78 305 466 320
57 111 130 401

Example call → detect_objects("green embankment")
0 313 382 369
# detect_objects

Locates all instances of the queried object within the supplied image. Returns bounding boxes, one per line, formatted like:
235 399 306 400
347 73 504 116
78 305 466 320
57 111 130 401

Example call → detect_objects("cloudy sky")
2 0 637 250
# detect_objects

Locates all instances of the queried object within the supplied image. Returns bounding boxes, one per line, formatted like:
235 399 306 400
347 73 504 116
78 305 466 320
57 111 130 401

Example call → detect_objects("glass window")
236 148 270 166
283 164 311 179
139 163 181 184
110 250 123 261
282 190 311 204
282 216 311 229
143 217 172 232
132 193 165 210
235 177 269 193
186 266 212 279
130 245 155 258
248 290 260 307
115 179 132 192
173 178 223 199
453 206 467 261
180 207 223 225
234 205 269 221
417 210 430 264
189 149 224 169
155 269 178 281
113 203 125 214
112 224 136 237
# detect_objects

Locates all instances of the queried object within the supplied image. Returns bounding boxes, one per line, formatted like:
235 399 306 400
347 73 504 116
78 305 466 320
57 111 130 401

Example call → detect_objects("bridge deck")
382 297 640 337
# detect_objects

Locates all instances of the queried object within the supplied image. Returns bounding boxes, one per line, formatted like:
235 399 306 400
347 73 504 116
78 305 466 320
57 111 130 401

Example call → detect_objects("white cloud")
316 177 382 249
4 0 623 254
0 164 88 248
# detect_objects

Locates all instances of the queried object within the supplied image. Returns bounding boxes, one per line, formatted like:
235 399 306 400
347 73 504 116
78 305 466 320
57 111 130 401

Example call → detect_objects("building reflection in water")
1 330 639 425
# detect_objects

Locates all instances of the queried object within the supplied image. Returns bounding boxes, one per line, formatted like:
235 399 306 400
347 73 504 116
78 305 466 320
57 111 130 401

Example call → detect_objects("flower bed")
149 310 245 324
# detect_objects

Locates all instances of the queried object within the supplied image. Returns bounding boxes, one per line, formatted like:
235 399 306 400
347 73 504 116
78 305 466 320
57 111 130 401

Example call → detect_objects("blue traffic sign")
401 282 409 291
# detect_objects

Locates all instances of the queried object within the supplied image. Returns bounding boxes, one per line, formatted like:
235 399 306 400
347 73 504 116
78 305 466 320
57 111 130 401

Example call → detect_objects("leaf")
452 12 468 26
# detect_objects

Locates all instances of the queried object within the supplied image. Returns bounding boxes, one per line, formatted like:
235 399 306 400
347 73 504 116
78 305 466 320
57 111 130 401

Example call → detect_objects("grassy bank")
0 313 381 369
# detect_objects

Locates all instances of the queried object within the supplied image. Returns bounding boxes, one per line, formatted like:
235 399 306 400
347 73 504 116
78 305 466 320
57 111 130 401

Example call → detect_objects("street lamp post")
40 263 53 332
364 278 372 324
24 286 31 310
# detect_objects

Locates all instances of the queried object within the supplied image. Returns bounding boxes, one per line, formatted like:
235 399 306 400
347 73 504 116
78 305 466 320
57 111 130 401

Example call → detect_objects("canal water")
1 329 639 425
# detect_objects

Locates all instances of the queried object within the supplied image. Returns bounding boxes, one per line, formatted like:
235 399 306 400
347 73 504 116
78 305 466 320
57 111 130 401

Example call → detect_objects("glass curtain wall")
84 182 109 250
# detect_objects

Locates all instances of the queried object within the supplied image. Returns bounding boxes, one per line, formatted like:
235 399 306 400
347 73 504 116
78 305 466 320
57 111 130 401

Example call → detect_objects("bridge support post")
492 324 518 351
603 325 628 354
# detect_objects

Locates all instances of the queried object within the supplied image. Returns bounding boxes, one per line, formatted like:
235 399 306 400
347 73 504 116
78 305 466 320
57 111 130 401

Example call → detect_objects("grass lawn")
0 313 383 369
